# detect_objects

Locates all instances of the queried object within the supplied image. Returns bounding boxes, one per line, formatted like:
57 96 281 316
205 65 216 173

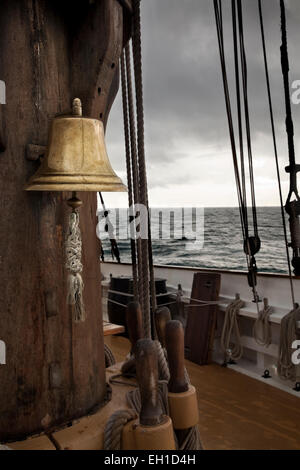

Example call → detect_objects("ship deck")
105 335 300 450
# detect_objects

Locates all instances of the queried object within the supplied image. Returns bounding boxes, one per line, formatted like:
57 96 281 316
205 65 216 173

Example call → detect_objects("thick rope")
65 210 85 322
121 50 138 300
132 0 153 338
253 302 272 347
278 306 300 380
125 44 144 309
104 344 116 368
221 298 245 362
103 409 137 450
154 340 170 382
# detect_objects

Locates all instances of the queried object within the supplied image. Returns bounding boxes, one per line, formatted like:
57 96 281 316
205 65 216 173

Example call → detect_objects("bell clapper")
65 191 85 323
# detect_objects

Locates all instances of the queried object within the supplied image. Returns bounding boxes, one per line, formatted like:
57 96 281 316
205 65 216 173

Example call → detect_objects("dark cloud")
105 0 300 207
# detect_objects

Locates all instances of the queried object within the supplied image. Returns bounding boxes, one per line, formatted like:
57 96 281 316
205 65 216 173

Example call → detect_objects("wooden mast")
0 0 132 442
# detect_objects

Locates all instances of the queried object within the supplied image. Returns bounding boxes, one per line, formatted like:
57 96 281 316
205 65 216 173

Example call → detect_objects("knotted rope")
253 300 272 347
221 297 245 362
65 210 85 322
278 306 300 380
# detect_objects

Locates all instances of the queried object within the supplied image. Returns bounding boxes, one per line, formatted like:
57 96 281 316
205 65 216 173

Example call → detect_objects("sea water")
98 207 290 274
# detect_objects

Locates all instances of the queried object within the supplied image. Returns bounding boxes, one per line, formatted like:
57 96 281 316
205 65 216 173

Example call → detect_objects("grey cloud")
106 0 300 205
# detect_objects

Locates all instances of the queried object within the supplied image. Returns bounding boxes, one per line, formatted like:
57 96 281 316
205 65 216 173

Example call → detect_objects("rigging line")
125 43 145 310
236 0 259 237
213 0 247 244
258 0 295 307
235 0 261 309
280 0 299 201
232 0 248 235
214 0 260 307
214 0 254 266
121 50 138 300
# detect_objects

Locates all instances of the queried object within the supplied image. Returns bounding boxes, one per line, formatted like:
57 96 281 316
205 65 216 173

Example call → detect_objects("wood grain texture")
185 272 221 365
0 0 130 441
106 336 300 450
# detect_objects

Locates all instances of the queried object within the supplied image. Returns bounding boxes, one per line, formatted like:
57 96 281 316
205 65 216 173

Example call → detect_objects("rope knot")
65 209 85 322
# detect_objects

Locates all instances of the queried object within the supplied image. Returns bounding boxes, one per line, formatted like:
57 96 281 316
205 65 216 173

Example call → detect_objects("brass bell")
25 98 127 192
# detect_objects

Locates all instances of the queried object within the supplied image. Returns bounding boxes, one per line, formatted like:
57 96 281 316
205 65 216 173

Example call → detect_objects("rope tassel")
65 210 85 322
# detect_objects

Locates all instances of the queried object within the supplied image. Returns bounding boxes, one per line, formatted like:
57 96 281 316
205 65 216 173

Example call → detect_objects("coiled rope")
278 305 300 380
253 299 272 347
221 297 245 362
104 344 116 368
103 409 137 450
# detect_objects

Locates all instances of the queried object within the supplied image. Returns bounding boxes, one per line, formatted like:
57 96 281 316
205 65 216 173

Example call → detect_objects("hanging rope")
278 305 300 380
253 299 272 347
65 209 85 322
280 0 300 277
220 296 245 362
258 0 295 307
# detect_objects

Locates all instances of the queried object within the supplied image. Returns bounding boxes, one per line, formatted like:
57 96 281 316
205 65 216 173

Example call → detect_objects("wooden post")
0 0 132 442
165 320 189 394
155 307 171 348
135 339 164 426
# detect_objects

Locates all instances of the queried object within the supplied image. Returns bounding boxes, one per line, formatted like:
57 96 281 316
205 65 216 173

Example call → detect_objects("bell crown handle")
165 320 189 393
72 98 82 117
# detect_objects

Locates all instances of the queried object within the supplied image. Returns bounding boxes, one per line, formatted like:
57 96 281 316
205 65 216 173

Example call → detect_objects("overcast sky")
104 0 300 208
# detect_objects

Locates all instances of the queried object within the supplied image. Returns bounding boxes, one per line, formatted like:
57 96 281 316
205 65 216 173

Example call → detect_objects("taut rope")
214 0 261 305
258 0 295 306
132 0 159 338
121 49 138 300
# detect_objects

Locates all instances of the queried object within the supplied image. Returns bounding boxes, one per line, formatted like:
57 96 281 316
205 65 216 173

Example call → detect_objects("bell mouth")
25 174 127 192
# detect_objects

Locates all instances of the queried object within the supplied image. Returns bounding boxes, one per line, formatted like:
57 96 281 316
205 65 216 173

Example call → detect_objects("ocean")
98 207 290 274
